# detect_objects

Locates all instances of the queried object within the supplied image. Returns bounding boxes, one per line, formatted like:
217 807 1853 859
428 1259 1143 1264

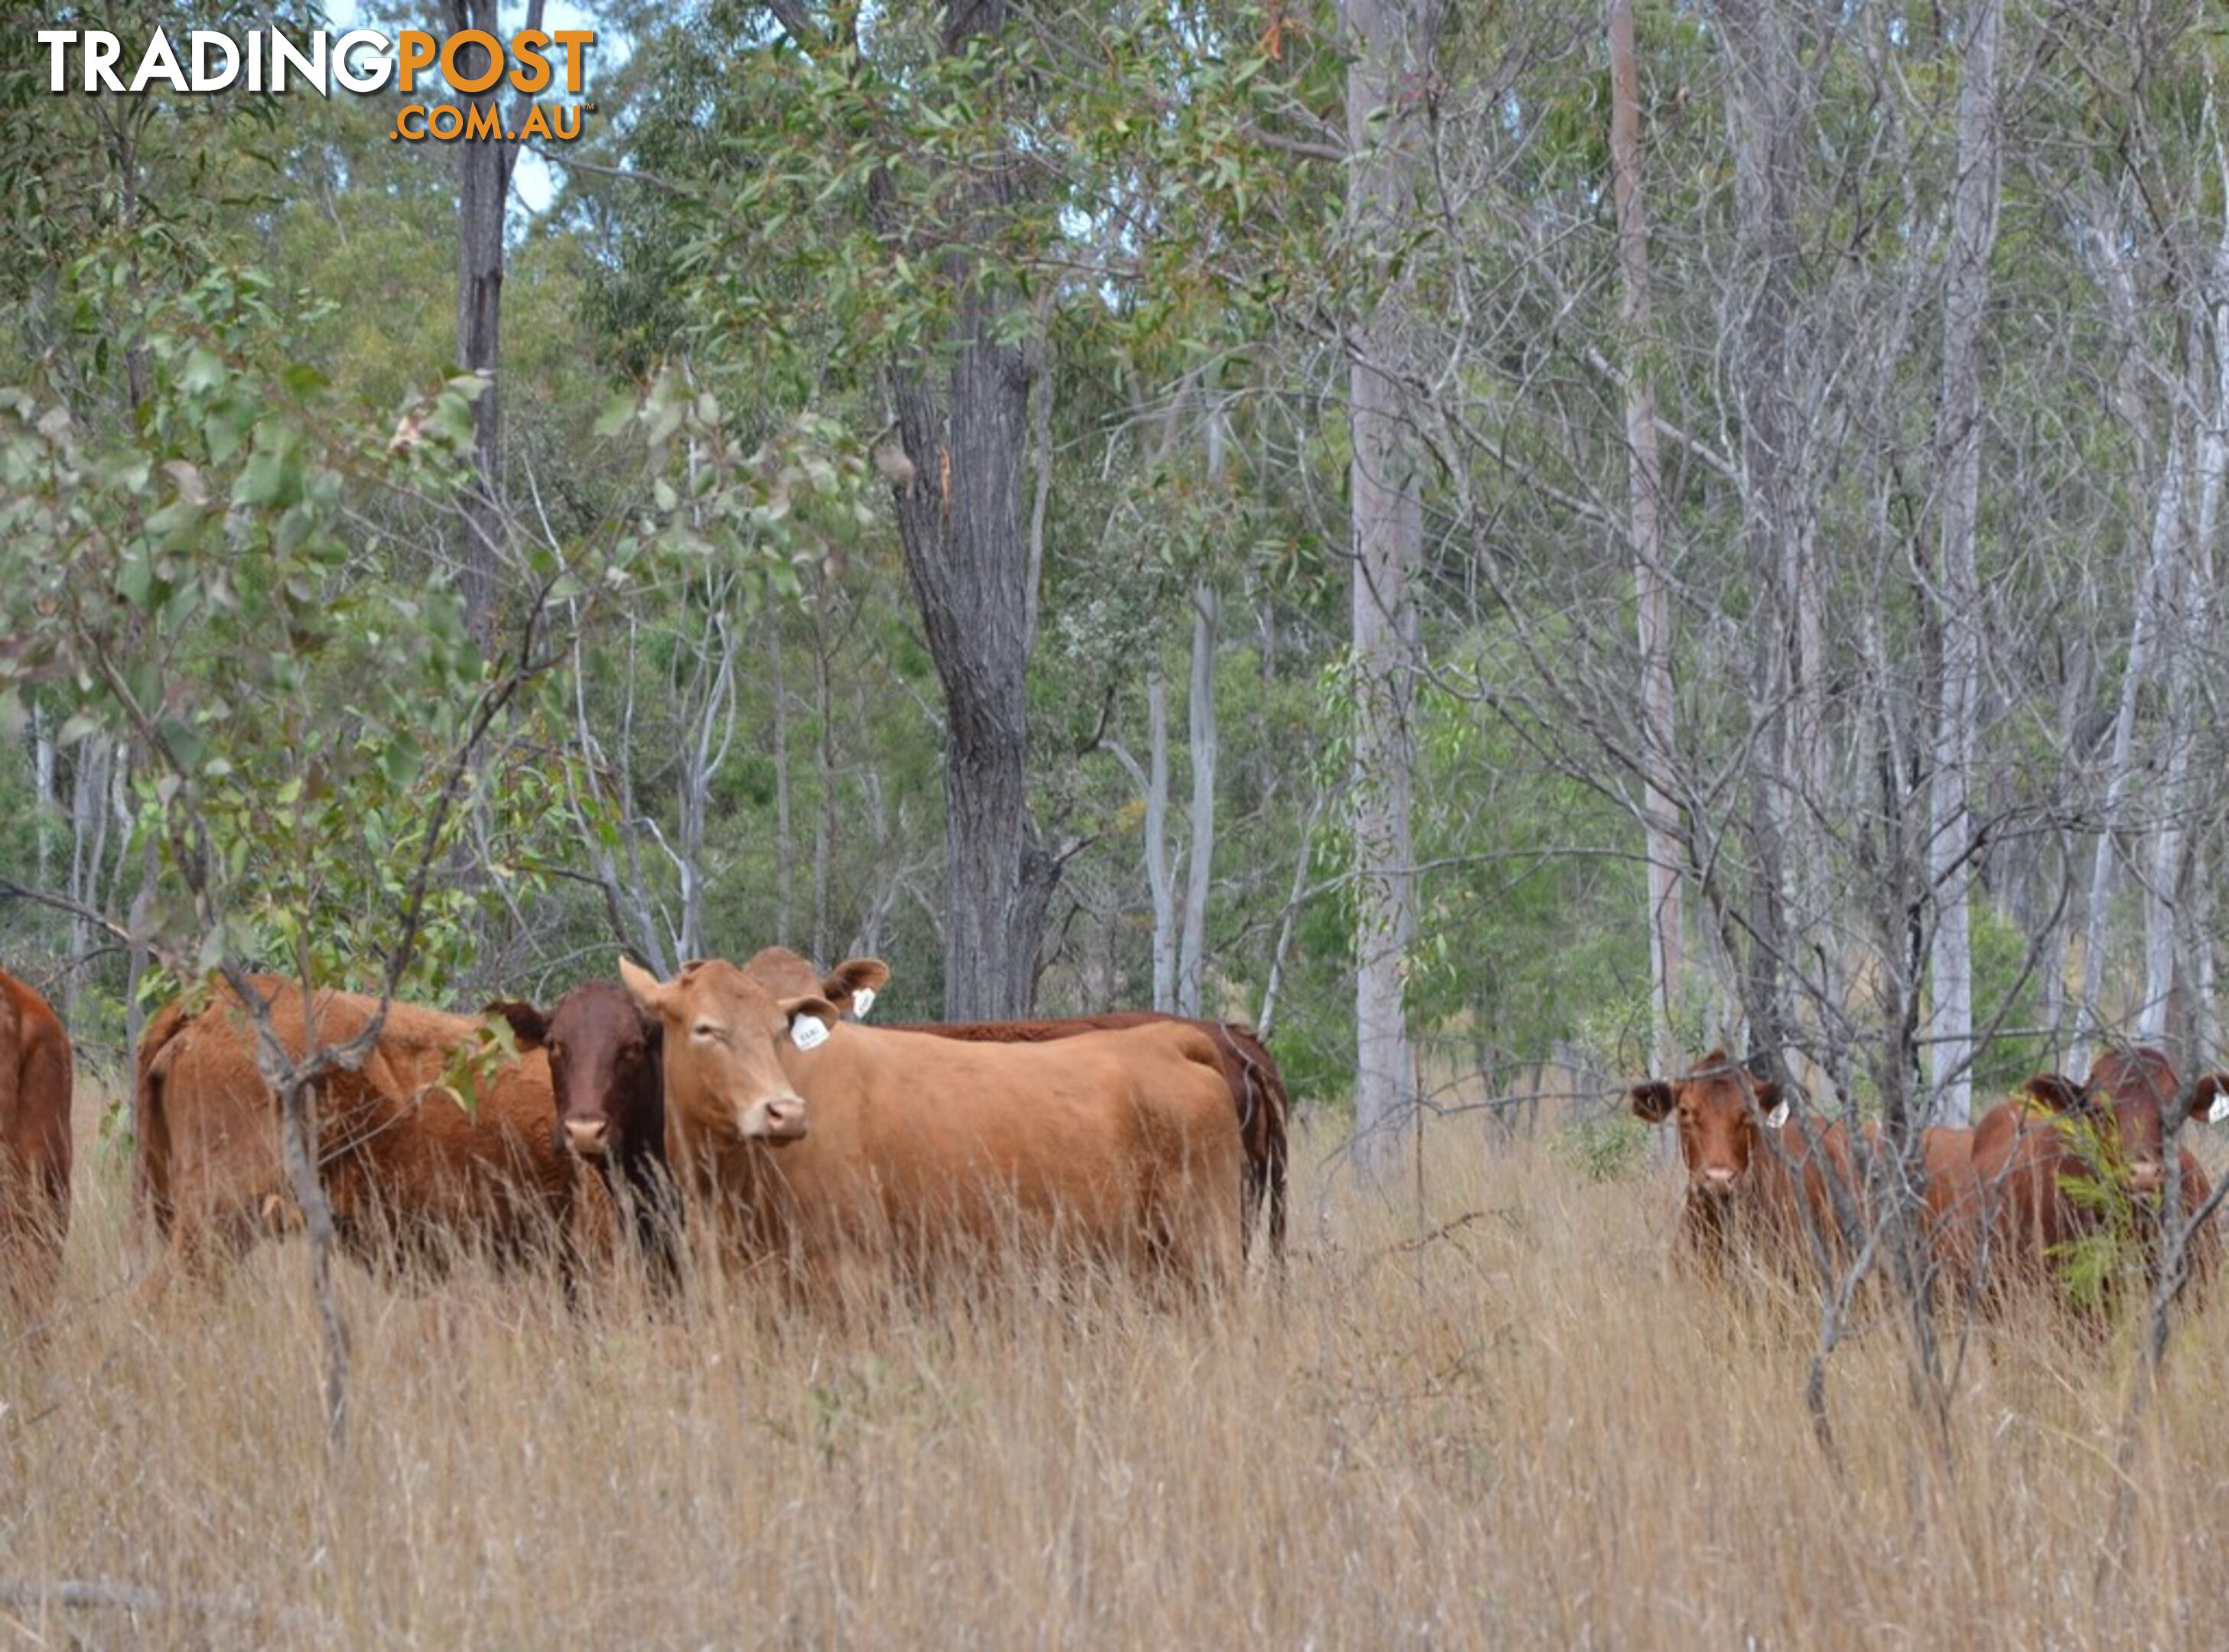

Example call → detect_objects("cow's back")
1968 1098 2068 1287
893 1011 1287 1257
1775 1116 1863 1254
259 989 573 1271
1916 1125 1985 1302
134 977 573 1282
726 1021 1242 1287
132 980 301 1277
0 970 73 1312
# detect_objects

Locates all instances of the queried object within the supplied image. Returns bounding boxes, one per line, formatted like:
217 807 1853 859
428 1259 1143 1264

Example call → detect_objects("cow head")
490 980 662 1162
2081 1052 2229 1204
619 957 833 1146
737 946 892 1019
2019 1073 2090 1115
2193 1073 2229 1127
1628 1048 1788 1205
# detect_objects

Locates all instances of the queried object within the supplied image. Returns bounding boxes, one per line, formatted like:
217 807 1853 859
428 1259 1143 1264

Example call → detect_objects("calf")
490 981 681 1287
1628 1049 1861 1275
0 969 73 1318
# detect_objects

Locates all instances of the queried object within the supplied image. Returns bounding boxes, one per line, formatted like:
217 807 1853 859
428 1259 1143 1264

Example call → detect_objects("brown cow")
1629 1049 1863 1274
490 980 681 1286
134 977 578 1286
0 969 73 1317
1969 1049 2229 1308
622 957 1244 1293
1913 1124 1989 1304
737 948 1289 1261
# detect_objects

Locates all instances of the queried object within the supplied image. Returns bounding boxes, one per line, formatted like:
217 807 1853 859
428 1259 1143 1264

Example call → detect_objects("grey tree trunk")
1176 582 1219 1016
880 0 1048 1019
1607 0 1685 1079
669 602 736 965
447 0 521 650
1924 0 2003 1124
812 588 838 968
64 732 113 1024
1343 0 1435 1177
770 610 794 946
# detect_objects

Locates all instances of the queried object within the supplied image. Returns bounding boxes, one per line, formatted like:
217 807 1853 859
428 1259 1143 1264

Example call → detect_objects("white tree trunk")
31 700 54 896
2146 209 2229 1050
1925 0 2003 1125
1608 0 1685 1079
1146 664 1178 1011
1176 582 1219 1016
2075 423 2185 1071
1344 0 1435 1179
813 592 838 967
770 610 794 946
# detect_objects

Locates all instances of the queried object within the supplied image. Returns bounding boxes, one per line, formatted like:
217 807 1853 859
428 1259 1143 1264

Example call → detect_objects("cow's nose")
2127 1159 2163 1195
565 1118 611 1158
763 1096 808 1137
1700 1166 1738 1198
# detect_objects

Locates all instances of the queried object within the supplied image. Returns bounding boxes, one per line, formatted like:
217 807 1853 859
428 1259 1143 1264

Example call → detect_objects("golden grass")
5 1099 2228 1648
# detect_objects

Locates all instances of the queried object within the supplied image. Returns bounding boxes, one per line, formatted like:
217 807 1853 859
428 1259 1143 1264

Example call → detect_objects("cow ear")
1629 1080 1675 1122
619 958 675 1018
824 958 892 1019
779 994 841 1052
2022 1074 2087 1113
2193 1073 2229 1125
484 1000 549 1050
1754 1082 1788 1129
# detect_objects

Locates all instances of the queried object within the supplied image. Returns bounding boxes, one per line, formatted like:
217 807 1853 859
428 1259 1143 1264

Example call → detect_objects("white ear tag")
791 1015 829 1052
1764 1100 1789 1130
2208 1094 2229 1125
850 986 875 1020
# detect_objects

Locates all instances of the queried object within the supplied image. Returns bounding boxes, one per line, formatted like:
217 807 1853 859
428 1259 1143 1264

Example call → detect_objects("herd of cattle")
0 951 1290 1315
0 951 2223 1322
1632 1046 2229 1306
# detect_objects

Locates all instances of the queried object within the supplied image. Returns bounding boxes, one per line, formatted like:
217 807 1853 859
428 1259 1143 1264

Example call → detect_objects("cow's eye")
692 1021 724 1043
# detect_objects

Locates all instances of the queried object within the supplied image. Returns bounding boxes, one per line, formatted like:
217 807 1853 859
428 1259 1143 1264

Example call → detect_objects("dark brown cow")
1969 1049 2229 1307
134 977 578 1286
491 980 682 1287
736 948 1289 1261
622 957 1243 1293
0 969 73 1317
1629 1049 1863 1273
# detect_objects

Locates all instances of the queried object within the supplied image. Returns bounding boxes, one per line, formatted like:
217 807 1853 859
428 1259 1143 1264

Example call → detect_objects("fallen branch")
0 1577 314 1631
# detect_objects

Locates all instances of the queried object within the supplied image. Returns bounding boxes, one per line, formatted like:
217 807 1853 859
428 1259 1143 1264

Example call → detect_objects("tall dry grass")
4 1096 2227 1648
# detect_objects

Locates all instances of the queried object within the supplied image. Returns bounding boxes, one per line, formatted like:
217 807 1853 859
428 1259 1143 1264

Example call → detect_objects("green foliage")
1968 899 2049 1098
0 253 534 993
1552 1111 1654 1184
2045 1111 2147 1313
